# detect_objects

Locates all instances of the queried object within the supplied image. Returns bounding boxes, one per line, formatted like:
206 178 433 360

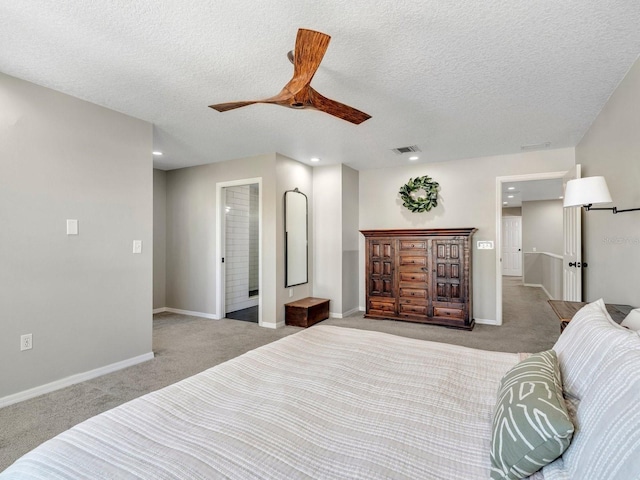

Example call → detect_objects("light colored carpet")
0 278 559 471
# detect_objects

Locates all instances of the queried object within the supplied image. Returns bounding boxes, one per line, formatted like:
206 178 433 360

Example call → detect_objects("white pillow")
542 348 640 480
621 308 640 331
553 299 639 401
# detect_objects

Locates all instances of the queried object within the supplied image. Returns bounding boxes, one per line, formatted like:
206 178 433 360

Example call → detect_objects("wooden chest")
285 297 330 327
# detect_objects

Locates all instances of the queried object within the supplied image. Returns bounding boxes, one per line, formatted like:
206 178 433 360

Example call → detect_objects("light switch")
477 240 494 250
66 219 78 235
133 240 142 254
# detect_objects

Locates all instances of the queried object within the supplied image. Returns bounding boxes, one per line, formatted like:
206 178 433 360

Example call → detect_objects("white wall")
576 57 640 306
359 148 575 322
275 154 313 322
312 164 360 317
521 200 563 255
0 73 153 401
313 165 343 314
153 169 167 310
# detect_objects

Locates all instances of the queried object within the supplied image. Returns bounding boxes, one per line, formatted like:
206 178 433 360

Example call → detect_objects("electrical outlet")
20 333 32 351
289 288 294 298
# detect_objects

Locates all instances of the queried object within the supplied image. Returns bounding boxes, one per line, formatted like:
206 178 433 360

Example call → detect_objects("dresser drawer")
399 256 427 267
399 288 427 299
433 306 464 319
369 299 395 313
399 240 427 251
399 303 427 316
399 297 428 306
399 272 427 284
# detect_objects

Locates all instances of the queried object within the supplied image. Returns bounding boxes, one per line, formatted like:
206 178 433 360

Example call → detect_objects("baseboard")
0 352 155 409
163 308 221 320
330 307 361 319
523 283 554 300
260 321 284 329
475 318 500 326
540 285 554 300
152 307 167 314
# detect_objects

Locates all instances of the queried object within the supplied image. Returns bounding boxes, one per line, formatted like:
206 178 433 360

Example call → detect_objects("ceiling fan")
209 28 371 125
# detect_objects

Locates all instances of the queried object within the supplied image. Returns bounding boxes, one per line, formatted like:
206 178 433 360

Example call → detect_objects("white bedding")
1 326 523 479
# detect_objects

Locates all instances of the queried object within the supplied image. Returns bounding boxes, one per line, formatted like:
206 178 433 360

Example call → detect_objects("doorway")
495 171 570 325
215 178 263 325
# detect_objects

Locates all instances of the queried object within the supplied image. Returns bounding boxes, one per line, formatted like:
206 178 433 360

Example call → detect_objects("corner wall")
153 169 167 309
0 73 153 401
576 56 640 306
165 153 312 327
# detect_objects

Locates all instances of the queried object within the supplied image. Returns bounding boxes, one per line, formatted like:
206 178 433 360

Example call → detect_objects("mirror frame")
284 188 309 287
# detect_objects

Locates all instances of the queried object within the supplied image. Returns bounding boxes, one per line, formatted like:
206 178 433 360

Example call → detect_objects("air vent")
391 145 422 155
520 142 551 151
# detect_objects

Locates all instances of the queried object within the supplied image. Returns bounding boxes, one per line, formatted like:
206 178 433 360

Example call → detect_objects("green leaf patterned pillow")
490 350 574 480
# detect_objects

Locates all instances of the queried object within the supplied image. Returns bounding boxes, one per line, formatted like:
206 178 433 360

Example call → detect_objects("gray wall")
153 169 167 309
359 148 575 322
576 56 640 306
165 153 312 327
341 165 360 315
521 199 563 255
0 73 153 399
502 207 522 217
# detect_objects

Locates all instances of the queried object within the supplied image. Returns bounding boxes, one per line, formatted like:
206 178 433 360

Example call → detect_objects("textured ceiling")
1 1 639 171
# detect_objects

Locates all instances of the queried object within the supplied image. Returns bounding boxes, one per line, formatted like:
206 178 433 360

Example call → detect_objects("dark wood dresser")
361 228 477 330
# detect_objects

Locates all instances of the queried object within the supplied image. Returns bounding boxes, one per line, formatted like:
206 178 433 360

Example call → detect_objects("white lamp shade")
563 176 613 207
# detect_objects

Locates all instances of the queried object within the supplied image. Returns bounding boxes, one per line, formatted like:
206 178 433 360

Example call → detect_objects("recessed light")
507 195 514 199
507 187 515 190
310 157 320 163
152 151 163 156
409 156 419 161
503 202 508 205
559 196 564 199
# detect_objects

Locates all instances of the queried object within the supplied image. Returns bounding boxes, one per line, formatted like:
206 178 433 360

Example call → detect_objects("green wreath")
399 175 440 213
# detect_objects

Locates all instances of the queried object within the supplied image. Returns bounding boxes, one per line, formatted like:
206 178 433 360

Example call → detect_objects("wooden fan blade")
308 88 371 125
209 101 259 112
289 29 331 92
209 89 294 113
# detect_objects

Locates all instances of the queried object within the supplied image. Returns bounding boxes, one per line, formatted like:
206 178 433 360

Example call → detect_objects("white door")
563 164 582 301
502 217 522 276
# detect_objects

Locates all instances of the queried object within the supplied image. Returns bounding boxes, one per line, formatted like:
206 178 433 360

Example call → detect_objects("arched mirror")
284 188 308 287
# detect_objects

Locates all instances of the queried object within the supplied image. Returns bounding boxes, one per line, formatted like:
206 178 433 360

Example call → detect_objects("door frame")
215 177 263 326
495 171 567 326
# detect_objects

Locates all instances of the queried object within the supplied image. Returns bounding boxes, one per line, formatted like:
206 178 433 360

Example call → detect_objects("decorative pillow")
552 299 639 401
621 308 640 331
490 350 574 480
542 348 640 480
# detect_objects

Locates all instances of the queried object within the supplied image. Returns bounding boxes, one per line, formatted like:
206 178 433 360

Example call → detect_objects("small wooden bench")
285 297 330 328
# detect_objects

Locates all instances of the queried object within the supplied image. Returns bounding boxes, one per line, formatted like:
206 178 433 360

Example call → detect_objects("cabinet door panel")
368 239 395 299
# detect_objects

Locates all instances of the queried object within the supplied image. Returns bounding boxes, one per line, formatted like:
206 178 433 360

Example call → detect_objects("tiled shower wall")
224 185 259 313
249 184 259 293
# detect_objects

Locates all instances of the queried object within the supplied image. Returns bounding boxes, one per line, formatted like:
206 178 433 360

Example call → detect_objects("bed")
2 300 639 479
